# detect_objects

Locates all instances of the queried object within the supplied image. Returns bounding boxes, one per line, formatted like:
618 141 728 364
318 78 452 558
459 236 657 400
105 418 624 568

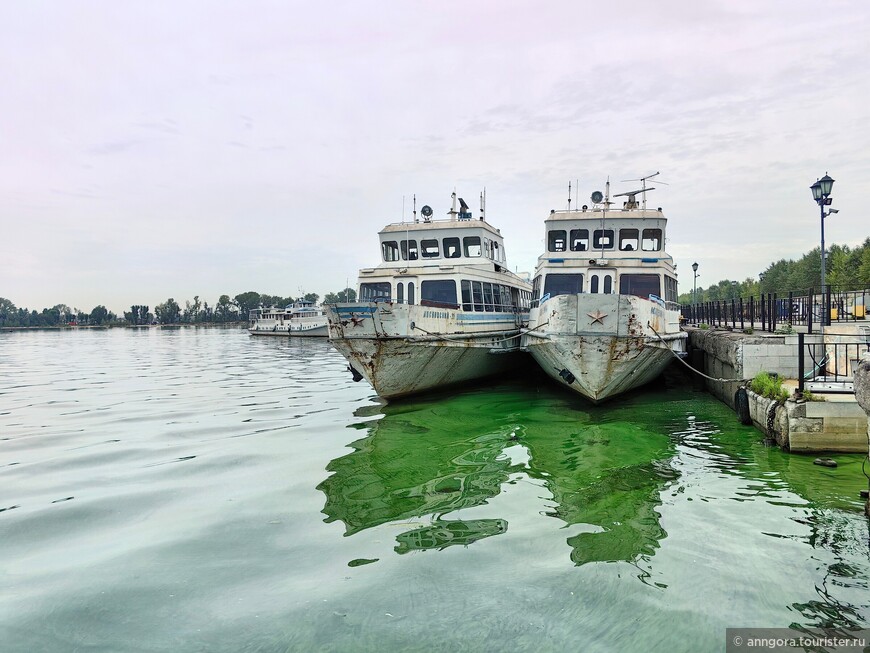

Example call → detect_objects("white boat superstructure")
522 180 687 402
327 193 532 399
248 300 328 337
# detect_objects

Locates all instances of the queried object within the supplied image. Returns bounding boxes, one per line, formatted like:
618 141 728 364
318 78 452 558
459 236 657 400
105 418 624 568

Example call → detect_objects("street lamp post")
692 262 699 323
810 174 835 328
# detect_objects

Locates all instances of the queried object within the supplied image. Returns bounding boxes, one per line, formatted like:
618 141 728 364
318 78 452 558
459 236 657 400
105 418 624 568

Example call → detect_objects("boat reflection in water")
317 380 679 565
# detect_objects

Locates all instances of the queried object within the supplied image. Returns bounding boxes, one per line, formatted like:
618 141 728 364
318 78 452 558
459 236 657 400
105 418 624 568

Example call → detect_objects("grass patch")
750 372 790 402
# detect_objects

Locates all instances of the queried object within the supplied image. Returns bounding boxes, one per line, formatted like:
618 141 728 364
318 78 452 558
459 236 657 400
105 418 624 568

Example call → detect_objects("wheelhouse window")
570 229 589 251
420 280 458 308
619 229 639 251
642 229 662 251
382 241 400 262
360 282 392 302
464 236 482 257
492 241 501 261
664 276 678 303
531 275 542 307
401 239 418 260
421 239 440 258
593 229 614 249
548 230 567 252
443 237 461 259
619 274 661 299
484 238 492 259
543 273 584 298
397 282 404 304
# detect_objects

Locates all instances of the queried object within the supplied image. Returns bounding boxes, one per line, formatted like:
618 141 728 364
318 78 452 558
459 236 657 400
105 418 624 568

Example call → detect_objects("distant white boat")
522 179 687 402
248 300 328 337
326 192 532 399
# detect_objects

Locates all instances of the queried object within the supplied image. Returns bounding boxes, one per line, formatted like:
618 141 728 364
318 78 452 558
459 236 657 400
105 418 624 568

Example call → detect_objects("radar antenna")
620 171 668 210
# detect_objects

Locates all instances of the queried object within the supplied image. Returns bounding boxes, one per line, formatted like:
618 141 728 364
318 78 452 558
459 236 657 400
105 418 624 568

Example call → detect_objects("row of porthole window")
382 236 506 263
548 228 662 252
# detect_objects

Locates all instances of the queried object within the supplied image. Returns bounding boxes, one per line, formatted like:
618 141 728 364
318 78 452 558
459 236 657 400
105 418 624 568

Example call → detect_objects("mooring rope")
409 323 523 345
647 322 755 384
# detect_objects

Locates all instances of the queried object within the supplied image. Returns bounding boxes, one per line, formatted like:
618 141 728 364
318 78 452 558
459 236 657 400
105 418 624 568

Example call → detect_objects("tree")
303 292 319 304
323 287 356 303
0 297 16 326
183 295 202 323
216 295 235 322
154 298 181 324
233 291 261 321
89 305 109 325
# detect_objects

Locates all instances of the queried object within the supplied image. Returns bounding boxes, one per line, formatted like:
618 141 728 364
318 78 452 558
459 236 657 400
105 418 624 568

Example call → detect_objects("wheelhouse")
531 206 678 308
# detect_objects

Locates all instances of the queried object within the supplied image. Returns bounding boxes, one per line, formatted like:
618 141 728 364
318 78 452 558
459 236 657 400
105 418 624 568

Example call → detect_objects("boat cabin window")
548 230 567 252
570 229 589 251
421 280 458 308
462 280 515 312
619 274 661 300
484 238 492 259
408 282 415 305
382 241 400 262
619 229 639 251
397 282 404 304
401 239 419 260
531 275 542 307
464 236 482 257
443 237 461 259
593 229 614 249
492 241 501 262
642 229 662 251
360 282 392 302
664 276 678 303
543 273 584 298
421 239 440 258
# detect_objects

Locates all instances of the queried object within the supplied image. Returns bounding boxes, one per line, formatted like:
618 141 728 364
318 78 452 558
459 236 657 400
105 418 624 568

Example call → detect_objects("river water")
1 327 868 652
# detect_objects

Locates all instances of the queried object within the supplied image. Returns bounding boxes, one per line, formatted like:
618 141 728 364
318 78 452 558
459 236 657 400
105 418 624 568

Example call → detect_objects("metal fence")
684 287 869 333
798 329 870 393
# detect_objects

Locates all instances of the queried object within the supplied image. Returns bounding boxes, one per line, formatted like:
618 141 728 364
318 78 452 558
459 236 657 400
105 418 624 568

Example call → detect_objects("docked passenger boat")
522 178 687 402
326 193 532 399
248 300 328 337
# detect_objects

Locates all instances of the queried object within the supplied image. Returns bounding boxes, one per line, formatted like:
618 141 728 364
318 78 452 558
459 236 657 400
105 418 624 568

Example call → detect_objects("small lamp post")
810 173 835 327
692 262 699 322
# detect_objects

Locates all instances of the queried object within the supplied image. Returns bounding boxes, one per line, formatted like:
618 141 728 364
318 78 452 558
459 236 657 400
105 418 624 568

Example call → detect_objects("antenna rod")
413 194 417 223
568 181 572 211
482 187 486 221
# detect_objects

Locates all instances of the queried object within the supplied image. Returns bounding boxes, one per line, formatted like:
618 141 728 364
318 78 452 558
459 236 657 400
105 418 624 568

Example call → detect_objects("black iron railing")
684 287 869 334
797 329 870 393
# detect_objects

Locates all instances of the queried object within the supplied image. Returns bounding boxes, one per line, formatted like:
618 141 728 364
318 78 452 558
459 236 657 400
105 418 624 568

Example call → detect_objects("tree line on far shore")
0 288 357 328
678 238 870 304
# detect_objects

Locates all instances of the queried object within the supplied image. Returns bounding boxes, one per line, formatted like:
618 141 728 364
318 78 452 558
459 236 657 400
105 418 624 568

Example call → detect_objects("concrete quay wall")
685 327 867 453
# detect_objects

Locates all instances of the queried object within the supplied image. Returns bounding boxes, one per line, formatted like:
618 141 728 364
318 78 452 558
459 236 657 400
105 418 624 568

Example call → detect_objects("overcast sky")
2 0 868 313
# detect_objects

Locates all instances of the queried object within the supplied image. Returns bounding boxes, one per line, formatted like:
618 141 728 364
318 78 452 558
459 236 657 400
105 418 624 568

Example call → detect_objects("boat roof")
380 218 502 238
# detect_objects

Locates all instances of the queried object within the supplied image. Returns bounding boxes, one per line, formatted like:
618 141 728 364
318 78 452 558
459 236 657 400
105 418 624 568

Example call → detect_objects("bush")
800 390 825 402
750 372 790 402
699 323 710 330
